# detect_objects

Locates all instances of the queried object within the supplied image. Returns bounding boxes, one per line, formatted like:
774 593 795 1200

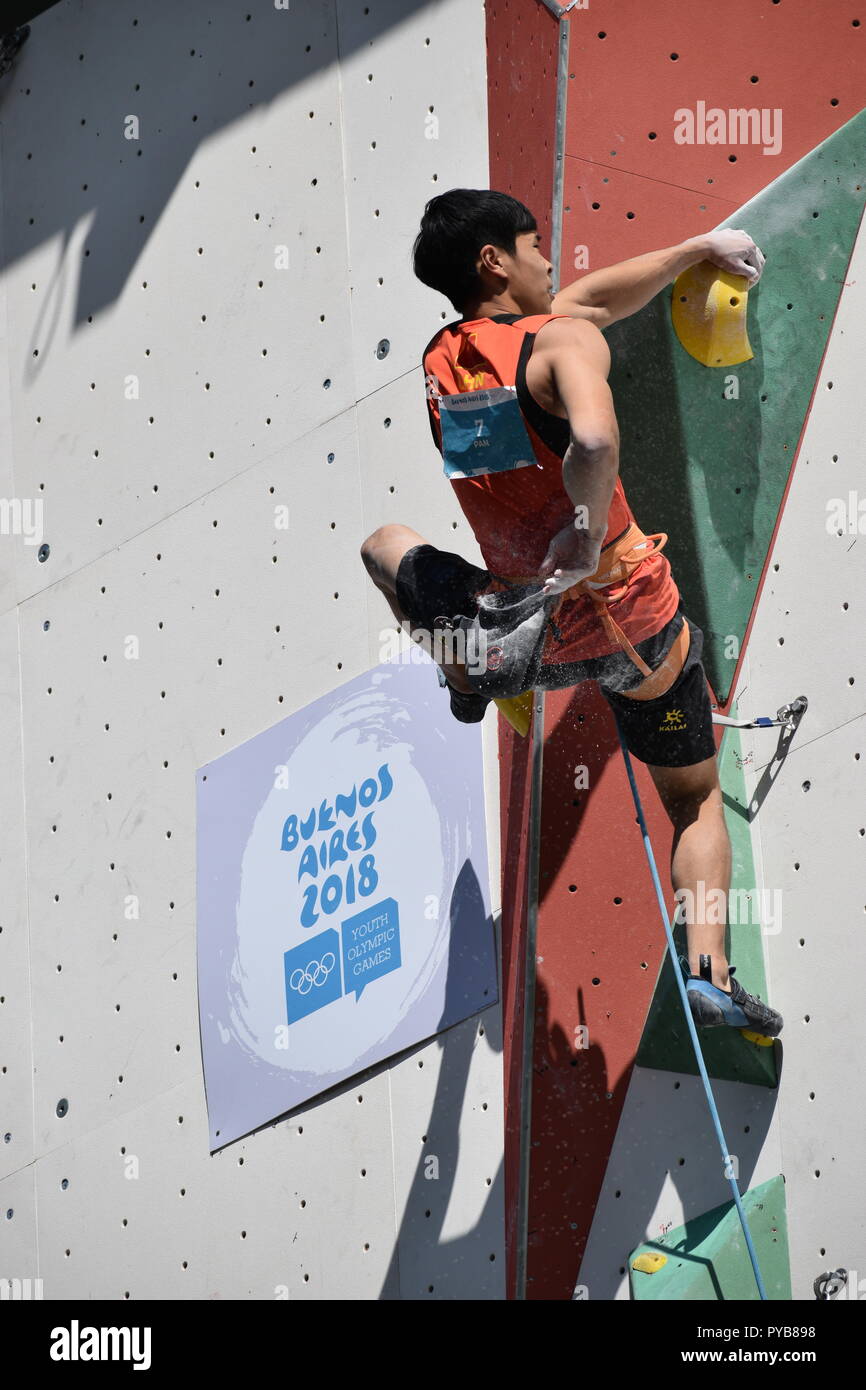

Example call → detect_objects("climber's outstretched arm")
551 228 765 329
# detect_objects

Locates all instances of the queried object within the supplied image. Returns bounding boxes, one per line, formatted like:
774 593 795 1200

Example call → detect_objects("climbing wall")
581 213 866 1297
0 0 508 1300
489 0 865 1298
3 0 862 1305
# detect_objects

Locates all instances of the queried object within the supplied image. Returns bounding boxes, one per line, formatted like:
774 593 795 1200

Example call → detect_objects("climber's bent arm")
533 318 620 588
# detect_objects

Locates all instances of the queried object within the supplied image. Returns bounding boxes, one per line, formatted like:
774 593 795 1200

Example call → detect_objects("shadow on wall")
376 897 508 1301
3 2 62 32
0 0 434 327
532 970 779 1301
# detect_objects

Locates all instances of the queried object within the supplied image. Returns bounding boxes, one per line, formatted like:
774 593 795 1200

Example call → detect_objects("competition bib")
439 387 539 481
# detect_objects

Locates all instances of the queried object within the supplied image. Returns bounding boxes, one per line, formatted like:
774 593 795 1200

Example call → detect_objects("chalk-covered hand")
702 227 765 285
538 522 601 597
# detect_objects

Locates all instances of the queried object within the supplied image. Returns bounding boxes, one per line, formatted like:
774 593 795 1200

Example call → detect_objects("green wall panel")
607 108 866 703
630 1176 791 1301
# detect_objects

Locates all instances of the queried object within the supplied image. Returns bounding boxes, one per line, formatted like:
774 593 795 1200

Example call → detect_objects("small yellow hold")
740 1027 775 1047
632 1252 668 1274
672 261 753 367
493 690 534 737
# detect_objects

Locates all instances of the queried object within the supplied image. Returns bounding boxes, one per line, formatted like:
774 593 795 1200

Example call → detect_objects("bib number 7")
439 387 538 480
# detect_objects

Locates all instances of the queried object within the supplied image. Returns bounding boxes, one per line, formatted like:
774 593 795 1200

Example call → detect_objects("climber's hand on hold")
538 522 601 597
702 227 765 285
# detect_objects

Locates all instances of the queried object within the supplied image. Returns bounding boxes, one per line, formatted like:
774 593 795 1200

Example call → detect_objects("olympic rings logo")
288 953 337 995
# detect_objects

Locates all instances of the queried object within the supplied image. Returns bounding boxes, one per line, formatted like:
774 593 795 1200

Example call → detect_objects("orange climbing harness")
491 522 689 699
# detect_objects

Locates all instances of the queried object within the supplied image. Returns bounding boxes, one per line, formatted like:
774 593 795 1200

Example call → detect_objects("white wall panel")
0 611 34 1183
5 0 352 599
337 0 488 398
33 1073 399 1300
0 1167 38 1293
1 0 500 1300
741 214 866 1298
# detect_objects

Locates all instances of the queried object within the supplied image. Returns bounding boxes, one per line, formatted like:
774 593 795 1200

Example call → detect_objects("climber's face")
476 229 554 315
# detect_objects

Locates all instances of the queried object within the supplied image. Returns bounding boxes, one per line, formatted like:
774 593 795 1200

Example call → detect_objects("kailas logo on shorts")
660 707 687 732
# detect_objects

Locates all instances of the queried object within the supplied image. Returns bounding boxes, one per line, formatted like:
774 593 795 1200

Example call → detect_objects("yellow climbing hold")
740 1028 775 1047
493 690 534 737
632 1252 668 1274
671 262 754 367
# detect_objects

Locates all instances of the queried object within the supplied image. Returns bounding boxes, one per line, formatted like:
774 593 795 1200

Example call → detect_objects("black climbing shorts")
597 621 717 768
394 542 717 768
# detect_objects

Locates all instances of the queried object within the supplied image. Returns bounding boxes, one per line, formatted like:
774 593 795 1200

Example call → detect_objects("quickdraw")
712 696 808 730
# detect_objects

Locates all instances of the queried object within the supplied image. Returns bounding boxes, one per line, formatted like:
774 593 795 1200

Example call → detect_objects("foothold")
493 690 534 736
740 1028 774 1047
376 338 390 359
56 1098 69 1118
671 262 754 366
632 1252 668 1274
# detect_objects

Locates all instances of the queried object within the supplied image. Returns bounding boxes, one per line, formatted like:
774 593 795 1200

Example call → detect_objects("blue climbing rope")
613 715 768 1302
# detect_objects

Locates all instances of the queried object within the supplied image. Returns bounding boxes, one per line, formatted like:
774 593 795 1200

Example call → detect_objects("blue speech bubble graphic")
341 898 401 1001
284 928 342 1024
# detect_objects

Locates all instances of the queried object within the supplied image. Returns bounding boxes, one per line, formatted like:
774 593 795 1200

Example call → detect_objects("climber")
359 188 780 1038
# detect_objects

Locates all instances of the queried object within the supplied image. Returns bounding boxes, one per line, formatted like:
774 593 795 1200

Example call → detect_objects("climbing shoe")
436 666 491 724
679 955 783 1037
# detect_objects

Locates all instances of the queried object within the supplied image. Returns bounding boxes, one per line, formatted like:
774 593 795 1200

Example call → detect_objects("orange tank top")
422 312 679 661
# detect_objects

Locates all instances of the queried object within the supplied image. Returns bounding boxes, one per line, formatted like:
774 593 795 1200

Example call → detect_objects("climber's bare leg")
646 756 732 992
